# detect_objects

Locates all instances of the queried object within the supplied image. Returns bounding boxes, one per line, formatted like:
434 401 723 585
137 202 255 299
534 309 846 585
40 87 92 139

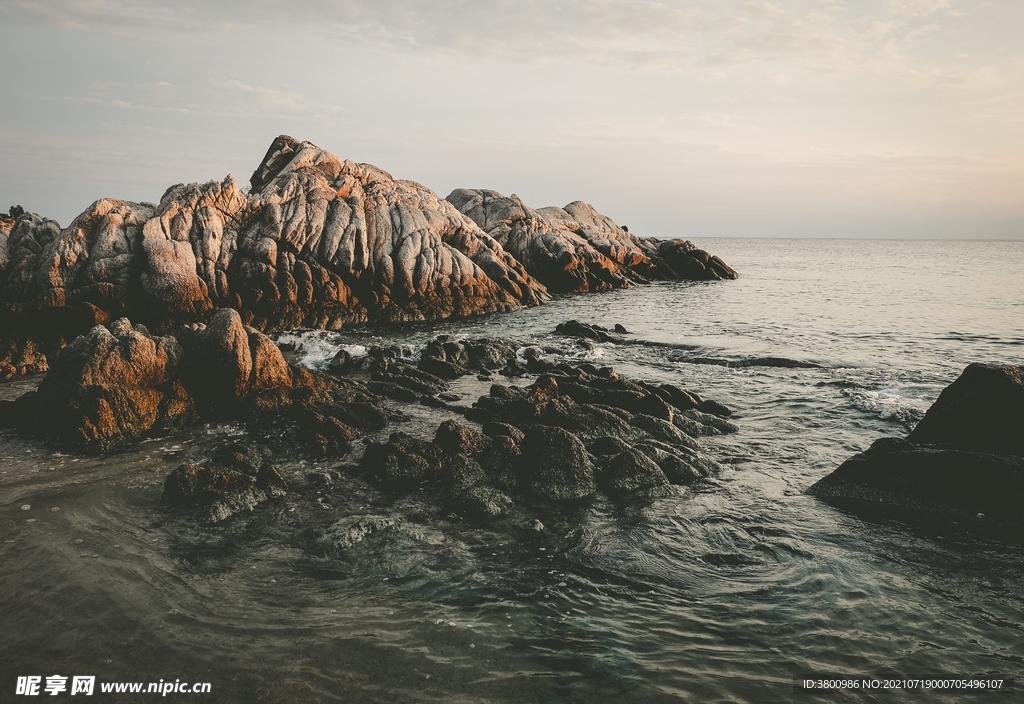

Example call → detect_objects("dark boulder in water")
519 425 598 501
906 363 1024 456
808 364 1024 530
807 437 1024 527
598 448 670 496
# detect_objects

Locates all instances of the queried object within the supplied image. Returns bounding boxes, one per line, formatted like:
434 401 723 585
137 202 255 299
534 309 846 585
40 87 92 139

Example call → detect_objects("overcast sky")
1 0 1021 238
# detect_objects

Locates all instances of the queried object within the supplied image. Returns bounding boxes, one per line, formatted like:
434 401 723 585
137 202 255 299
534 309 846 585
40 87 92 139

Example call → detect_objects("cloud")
0 0 985 82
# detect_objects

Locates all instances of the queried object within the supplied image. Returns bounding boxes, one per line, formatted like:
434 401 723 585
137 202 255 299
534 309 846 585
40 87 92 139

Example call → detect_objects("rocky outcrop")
808 363 1024 530
0 136 549 358
447 189 737 293
356 362 734 521
1 309 388 453
0 136 738 379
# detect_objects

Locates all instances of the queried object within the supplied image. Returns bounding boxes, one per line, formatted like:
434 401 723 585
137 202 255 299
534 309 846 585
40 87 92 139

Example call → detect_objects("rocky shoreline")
0 135 735 380
0 307 738 540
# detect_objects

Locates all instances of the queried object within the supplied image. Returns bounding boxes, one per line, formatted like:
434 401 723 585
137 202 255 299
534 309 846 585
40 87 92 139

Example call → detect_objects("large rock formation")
1 137 546 338
808 363 1024 530
447 189 737 293
0 309 388 453
0 136 737 379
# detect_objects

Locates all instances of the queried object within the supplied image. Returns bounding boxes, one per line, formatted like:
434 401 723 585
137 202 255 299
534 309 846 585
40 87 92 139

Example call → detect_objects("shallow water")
2 238 1023 702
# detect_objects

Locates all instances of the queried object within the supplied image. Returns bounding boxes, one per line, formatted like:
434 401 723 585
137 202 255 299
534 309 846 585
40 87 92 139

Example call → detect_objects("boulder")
22 319 189 452
360 432 444 491
808 364 1024 530
598 448 670 496
519 425 597 502
906 363 1024 456
807 437 1024 527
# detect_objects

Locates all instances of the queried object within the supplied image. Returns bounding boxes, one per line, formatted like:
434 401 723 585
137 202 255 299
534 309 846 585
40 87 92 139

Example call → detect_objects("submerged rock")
163 444 287 523
808 364 1024 530
354 362 735 523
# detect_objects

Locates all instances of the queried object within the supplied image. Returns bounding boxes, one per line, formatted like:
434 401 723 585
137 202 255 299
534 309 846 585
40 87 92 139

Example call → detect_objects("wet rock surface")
808 363 1024 530
163 443 288 523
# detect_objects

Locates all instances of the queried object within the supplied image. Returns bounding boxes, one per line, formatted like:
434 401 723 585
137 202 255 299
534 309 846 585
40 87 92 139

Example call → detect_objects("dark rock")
360 432 443 491
598 449 669 496
478 434 522 493
556 320 619 343
519 425 596 501
482 422 525 443
368 380 420 402
163 446 287 523
808 364 1024 531
906 363 1024 456
328 348 353 373
635 442 716 484
807 437 1024 527
419 357 467 380
698 399 733 418
659 384 702 411
675 409 739 435
454 485 513 518
434 419 488 457
438 453 488 492
318 515 402 553
499 360 529 377
629 414 699 449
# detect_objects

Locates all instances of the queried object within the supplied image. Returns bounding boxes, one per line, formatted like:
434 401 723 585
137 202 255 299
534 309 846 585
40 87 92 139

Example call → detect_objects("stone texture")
807 437 1024 527
21 319 188 452
163 444 287 523
906 363 1024 456
0 137 740 379
0 136 549 342
447 189 737 293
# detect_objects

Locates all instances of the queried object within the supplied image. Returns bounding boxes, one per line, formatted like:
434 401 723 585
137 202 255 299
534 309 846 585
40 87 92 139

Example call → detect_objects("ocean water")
1 238 1022 702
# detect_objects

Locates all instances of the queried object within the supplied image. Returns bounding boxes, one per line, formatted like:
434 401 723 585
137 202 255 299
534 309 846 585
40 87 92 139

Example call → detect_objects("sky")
1 0 1022 239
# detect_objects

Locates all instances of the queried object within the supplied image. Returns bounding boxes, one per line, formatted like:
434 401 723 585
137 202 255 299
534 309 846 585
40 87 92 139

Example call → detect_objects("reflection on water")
2 239 1023 702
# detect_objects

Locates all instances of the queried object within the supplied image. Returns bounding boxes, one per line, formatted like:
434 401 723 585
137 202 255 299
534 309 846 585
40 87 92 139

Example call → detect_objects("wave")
684 356 824 369
274 330 369 371
842 388 929 427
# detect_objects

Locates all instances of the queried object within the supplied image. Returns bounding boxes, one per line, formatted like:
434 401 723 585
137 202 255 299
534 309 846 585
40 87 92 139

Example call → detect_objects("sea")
1 238 1022 703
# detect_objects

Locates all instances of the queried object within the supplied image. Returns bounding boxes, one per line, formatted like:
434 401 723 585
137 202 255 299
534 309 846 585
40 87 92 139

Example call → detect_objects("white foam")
276 330 367 371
